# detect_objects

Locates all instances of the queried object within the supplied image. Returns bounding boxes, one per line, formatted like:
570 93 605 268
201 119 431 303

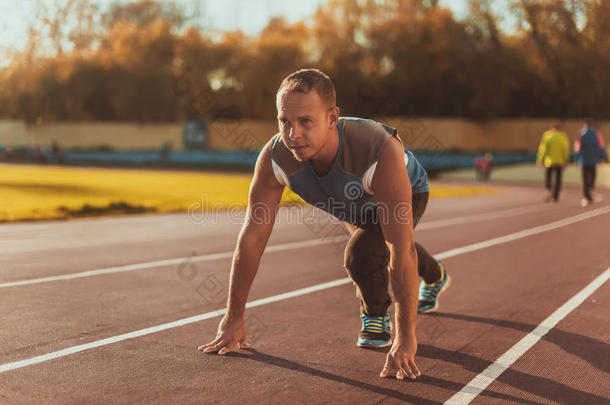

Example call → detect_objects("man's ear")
328 106 340 128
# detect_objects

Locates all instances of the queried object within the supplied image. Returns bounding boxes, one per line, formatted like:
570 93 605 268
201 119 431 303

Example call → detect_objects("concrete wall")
382 117 610 152
1 118 608 152
0 121 183 150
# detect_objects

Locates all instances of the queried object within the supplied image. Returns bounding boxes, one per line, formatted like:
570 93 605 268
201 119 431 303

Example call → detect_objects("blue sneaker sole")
357 338 392 348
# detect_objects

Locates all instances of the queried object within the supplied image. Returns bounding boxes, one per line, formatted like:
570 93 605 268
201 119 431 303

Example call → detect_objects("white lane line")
417 204 552 231
435 205 610 260
1 206 609 374
0 236 348 289
444 267 610 405
0 203 570 289
0 278 351 374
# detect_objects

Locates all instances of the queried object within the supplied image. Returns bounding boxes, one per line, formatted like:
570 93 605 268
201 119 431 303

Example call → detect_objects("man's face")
276 89 335 162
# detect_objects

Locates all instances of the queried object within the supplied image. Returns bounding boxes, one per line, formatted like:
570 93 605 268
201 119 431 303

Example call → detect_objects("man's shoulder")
557 131 569 141
340 117 397 152
340 117 401 178
340 117 397 138
266 132 308 176
261 133 283 161
545 130 567 141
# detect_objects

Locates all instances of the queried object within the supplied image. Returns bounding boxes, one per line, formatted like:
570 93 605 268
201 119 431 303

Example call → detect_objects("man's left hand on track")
379 334 421 380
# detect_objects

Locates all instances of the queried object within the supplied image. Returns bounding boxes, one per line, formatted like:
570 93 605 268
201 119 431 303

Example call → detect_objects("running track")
1 182 609 404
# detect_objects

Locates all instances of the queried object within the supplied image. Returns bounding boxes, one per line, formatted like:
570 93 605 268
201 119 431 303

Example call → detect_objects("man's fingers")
409 359 422 377
384 357 420 380
218 341 237 355
197 337 221 352
379 356 394 378
380 365 392 378
199 335 251 354
202 339 230 354
394 365 417 380
402 363 417 379
238 338 252 349
202 344 222 354
393 358 414 380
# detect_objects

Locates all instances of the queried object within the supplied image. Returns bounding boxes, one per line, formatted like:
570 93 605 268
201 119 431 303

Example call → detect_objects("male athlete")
574 119 608 207
199 69 449 380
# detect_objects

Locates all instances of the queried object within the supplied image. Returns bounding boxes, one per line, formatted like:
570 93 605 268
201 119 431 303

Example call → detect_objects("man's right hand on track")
198 313 251 355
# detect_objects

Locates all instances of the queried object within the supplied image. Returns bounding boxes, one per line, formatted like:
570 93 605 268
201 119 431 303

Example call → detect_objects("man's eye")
301 119 311 125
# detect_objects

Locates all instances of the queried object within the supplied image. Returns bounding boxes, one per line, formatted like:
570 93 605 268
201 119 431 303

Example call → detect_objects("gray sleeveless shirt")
268 117 429 225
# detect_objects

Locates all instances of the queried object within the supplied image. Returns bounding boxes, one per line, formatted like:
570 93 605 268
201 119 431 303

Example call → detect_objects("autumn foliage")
1 0 609 123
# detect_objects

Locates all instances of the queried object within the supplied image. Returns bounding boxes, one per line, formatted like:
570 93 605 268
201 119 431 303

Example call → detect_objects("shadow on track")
429 312 609 374
417 312 610 404
228 349 545 404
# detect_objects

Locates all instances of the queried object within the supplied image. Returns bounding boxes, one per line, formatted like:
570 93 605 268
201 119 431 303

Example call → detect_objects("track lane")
2 200 607 364
0 181 561 281
1 183 609 404
468 284 610 405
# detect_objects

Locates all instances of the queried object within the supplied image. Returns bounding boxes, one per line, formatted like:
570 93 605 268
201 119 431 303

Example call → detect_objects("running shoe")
418 262 451 314
357 313 391 348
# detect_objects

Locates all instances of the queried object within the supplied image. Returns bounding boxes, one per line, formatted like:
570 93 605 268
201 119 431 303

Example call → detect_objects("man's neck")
310 126 339 176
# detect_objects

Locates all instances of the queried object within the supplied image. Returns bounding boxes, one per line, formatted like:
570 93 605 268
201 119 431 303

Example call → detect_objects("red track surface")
1 182 609 404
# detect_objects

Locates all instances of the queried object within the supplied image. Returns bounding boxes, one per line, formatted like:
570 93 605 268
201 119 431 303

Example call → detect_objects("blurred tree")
101 0 185 29
239 17 309 118
1 0 610 122
35 0 99 56
581 0 610 117
510 0 587 116
465 0 518 118
310 0 371 116
366 3 474 116
98 19 180 121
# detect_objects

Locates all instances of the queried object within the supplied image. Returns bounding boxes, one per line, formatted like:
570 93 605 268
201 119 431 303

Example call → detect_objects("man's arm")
597 131 608 162
562 133 570 165
537 133 547 167
198 142 284 355
371 137 421 380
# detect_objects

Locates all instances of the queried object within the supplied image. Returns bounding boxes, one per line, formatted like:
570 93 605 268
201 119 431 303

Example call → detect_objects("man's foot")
581 198 591 208
418 262 451 314
544 190 553 202
357 313 391 348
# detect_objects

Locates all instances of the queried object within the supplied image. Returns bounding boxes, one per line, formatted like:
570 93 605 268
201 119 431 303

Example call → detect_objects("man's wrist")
393 317 417 340
226 306 245 320
394 302 417 339
395 327 417 340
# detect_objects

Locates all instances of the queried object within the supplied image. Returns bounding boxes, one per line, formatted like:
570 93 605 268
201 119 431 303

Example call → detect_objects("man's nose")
289 126 303 140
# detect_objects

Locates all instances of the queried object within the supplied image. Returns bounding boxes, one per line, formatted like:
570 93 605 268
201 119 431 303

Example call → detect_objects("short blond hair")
277 68 336 107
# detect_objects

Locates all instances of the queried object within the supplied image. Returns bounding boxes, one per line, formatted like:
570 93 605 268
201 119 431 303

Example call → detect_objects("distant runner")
574 119 608 207
537 124 570 202
199 68 450 380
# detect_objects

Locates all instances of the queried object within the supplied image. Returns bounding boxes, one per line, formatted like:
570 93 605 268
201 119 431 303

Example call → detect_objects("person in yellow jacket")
537 124 570 202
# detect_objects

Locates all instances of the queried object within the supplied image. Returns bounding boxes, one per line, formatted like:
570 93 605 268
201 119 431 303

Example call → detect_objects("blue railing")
0 145 535 171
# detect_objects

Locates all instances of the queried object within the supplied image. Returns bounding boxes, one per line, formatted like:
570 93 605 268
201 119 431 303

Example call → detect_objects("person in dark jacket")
574 119 608 207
